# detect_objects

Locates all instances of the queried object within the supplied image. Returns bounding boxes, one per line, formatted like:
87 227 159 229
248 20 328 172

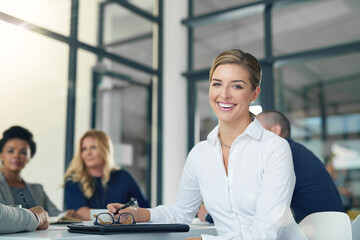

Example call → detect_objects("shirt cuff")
29 210 40 227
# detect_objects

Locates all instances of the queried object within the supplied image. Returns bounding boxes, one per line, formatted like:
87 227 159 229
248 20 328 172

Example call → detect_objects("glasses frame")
94 212 136 226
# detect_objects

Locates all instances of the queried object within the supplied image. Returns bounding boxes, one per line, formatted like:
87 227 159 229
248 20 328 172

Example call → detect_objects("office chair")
352 214 360 240
299 211 352 240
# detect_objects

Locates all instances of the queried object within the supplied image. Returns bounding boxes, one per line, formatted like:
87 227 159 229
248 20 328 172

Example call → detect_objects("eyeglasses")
94 212 136 226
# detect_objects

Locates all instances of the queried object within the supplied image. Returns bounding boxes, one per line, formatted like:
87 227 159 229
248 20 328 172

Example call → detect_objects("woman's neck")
87 167 104 178
3 170 23 187
219 116 252 143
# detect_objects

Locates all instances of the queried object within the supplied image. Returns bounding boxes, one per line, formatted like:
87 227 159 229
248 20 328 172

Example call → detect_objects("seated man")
0 204 49 234
199 110 345 223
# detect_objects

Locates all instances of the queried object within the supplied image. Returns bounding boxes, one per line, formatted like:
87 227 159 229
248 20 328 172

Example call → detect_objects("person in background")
257 110 345 222
107 49 306 240
325 155 353 211
64 129 149 220
199 110 345 224
0 203 49 234
0 126 61 217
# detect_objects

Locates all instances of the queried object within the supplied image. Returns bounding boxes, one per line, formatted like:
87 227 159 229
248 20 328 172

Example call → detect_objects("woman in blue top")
64 129 149 220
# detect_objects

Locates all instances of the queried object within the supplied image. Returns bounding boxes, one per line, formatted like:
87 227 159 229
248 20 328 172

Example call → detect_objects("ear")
252 86 260 102
270 124 282 136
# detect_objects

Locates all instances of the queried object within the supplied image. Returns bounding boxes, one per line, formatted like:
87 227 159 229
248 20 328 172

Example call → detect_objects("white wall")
162 0 188 205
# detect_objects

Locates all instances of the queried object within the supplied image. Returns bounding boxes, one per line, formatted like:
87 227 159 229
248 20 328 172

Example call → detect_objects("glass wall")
102 3 154 67
272 0 360 55
193 13 264 70
193 0 258 16
0 0 162 208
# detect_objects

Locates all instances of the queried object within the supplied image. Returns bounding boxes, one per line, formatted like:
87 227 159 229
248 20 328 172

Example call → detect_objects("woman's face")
0 139 31 173
209 64 259 124
81 136 105 170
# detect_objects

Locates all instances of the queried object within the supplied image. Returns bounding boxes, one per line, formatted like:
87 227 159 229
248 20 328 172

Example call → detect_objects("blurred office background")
0 0 359 212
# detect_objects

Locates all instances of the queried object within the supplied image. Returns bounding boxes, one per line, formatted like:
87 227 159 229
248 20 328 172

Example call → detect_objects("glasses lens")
119 213 135 224
96 213 114 225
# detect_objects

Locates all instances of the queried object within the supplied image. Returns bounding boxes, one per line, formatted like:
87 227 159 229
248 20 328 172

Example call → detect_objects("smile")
217 102 236 110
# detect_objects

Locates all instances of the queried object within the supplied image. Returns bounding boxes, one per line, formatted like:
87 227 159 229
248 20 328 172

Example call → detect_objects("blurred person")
199 110 345 224
325 155 353 211
0 126 60 217
107 49 306 240
64 129 149 221
0 204 49 234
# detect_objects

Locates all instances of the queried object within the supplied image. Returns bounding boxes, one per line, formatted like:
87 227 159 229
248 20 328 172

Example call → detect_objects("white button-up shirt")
150 119 306 239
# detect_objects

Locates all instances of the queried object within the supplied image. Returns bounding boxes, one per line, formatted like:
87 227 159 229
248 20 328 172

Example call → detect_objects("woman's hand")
185 237 201 240
29 206 50 230
107 203 151 223
197 204 209 222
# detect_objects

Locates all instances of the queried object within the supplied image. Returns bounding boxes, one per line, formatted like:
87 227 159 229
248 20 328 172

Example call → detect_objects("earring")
251 101 254 104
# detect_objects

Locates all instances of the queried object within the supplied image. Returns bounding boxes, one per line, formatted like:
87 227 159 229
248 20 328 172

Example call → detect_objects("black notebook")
67 223 190 235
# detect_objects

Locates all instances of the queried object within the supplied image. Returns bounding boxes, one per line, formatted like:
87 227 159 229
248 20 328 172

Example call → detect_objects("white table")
0 224 217 240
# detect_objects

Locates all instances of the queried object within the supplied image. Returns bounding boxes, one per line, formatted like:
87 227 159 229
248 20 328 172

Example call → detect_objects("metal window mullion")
64 0 79 171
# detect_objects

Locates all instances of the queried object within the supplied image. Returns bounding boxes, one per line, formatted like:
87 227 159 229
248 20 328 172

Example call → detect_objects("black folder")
67 223 190 235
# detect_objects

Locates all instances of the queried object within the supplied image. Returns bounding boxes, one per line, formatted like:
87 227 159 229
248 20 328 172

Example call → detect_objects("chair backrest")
352 215 360 240
299 211 352 240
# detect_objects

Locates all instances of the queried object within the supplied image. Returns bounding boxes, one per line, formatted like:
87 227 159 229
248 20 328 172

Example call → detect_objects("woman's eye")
233 85 243 89
81 147 86 152
7 150 14 153
212 82 221 87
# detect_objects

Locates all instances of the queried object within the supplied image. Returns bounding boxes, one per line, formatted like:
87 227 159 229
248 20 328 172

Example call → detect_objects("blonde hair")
64 129 117 198
209 49 262 90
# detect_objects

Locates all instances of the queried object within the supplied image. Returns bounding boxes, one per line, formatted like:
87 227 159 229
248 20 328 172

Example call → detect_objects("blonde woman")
64 129 149 220
107 49 306 240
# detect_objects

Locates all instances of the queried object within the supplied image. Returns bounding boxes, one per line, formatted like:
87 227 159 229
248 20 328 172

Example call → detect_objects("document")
50 212 83 224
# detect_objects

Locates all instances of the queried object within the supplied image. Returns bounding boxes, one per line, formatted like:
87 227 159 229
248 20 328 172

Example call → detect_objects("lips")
11 160 22 166
217 102 236 111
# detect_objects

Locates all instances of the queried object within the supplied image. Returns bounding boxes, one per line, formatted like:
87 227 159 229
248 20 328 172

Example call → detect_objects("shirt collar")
207 118 264 148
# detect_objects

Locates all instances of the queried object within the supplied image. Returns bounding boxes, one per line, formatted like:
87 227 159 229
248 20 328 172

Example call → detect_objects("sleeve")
124 171 150 208
64 180 88 210
150 148 203 224
37 185 61 217
202 139 298 240
0 204 39 234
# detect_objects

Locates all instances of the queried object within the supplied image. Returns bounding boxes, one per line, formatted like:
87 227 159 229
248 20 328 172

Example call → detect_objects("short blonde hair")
209 49 262 90
64 129 117 198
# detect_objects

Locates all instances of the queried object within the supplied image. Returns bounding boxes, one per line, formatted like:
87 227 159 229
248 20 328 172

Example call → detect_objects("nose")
13 151 20 159
221 86 230 99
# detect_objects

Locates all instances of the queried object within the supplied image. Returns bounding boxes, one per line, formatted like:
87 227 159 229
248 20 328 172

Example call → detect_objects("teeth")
219 103 235 108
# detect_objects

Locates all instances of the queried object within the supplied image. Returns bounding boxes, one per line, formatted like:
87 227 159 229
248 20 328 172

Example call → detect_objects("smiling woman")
0 126 60 216
106 49 307 240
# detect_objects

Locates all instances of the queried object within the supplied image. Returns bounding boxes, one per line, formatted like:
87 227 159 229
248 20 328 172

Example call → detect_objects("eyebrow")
212 78 247 84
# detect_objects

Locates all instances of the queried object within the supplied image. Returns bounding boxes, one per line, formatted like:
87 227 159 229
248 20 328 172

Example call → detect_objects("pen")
114 198 137 215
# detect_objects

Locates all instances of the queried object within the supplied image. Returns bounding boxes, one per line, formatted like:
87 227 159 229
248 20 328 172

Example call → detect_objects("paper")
50 212 83 224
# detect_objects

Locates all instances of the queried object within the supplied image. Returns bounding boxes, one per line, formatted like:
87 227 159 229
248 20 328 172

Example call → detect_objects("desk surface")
0 224 217 240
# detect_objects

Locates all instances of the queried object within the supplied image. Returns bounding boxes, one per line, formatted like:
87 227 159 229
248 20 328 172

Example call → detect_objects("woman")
0 126 60 217
64 129 149 220
107 49 306 239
